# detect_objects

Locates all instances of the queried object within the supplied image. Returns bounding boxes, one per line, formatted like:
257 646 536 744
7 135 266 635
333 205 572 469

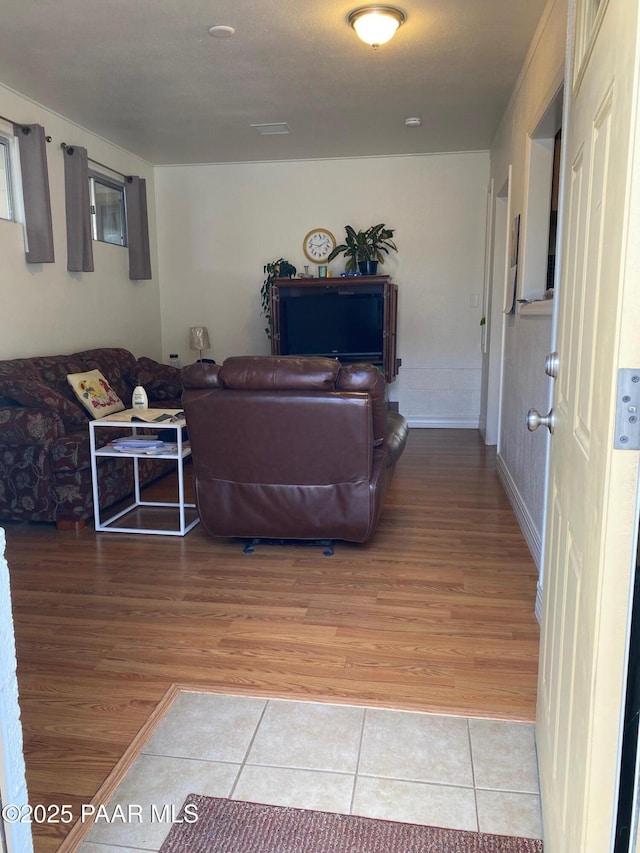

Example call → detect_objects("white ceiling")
0 0 548 166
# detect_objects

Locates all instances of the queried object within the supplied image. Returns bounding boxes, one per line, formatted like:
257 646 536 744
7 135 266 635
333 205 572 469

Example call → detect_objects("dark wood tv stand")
271 275 399 382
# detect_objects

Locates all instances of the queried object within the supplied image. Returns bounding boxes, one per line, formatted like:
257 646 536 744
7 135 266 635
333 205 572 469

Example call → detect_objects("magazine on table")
129 408 185 424
107 437 181 454
103 407 185 424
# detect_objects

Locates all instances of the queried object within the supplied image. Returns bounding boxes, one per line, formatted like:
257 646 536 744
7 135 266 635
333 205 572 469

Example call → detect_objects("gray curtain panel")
12 123 54 264
63 145 94 272
124 176 151 280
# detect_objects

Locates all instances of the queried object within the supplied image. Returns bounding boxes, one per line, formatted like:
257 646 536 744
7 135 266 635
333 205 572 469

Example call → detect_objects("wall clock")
303 228 336 263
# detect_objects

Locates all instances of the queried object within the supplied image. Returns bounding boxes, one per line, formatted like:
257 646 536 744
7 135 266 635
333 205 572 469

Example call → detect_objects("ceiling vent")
250 123 291 135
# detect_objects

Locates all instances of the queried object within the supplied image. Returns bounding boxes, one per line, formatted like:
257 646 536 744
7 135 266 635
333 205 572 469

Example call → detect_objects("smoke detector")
208 25 235 38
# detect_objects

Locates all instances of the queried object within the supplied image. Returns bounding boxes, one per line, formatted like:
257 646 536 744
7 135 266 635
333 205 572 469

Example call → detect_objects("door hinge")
614 369 640 449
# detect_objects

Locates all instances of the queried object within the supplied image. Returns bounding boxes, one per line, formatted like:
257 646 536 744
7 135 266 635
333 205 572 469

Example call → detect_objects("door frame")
479 170 511 448
0 529 33 853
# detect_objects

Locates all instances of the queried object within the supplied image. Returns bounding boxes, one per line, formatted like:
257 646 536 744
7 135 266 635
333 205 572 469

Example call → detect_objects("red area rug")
159 794 543 852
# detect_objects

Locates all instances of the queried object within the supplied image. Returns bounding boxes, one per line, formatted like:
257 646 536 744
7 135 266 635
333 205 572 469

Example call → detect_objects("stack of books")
109 438 178 454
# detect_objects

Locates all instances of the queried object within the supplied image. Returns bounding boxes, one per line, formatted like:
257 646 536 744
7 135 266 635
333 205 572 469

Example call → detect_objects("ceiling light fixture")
348 5 406 49
208 25 235 38
404 116 422 127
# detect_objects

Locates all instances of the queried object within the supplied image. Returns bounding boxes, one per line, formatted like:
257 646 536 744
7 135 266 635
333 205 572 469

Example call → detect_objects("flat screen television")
278 285 384 362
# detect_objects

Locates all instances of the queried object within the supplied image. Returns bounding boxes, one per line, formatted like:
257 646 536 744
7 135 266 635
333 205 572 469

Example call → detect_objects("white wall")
0 529 33 853
155 152 489 426
0 83 162 361
489 0 567 563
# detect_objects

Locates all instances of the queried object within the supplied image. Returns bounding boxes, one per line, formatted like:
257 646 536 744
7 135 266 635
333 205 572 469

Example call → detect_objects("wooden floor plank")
3 428 540 851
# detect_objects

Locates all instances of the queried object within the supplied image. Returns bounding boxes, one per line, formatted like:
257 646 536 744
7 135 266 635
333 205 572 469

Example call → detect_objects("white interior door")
536 1 640 851
479 178 494 442
480 175 510 447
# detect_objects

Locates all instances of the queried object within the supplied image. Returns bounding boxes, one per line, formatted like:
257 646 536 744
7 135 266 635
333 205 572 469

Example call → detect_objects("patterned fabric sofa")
0 347 182 527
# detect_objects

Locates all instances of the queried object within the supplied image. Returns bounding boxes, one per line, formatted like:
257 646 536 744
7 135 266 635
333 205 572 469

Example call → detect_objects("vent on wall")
250 123 291 135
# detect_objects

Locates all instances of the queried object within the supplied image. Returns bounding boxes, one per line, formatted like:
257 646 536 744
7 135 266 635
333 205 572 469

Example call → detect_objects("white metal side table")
89 408 199 536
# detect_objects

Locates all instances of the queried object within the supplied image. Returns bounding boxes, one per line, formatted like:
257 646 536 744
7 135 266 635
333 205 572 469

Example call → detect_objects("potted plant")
366 223 398 274
327 226 370 273
328 224 398 275
261 258 296 339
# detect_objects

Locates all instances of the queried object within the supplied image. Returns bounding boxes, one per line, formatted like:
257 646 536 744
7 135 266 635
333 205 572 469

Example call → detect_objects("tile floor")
80 691 543 852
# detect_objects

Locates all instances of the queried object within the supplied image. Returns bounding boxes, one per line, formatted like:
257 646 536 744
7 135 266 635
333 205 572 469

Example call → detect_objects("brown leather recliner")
181 356 408 546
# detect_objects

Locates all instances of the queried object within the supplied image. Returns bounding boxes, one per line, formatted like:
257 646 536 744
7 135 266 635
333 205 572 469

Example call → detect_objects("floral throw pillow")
67 369 125 419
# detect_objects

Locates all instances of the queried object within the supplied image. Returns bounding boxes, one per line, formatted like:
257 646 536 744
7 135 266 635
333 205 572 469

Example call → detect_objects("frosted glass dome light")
348 6 406 48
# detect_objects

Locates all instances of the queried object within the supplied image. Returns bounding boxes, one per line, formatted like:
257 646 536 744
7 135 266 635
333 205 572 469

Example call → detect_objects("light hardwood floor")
3 429 540 852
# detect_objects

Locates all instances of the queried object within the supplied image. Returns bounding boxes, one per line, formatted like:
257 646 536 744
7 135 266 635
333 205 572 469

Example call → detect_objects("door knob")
527 407 556 434
545 351 560 378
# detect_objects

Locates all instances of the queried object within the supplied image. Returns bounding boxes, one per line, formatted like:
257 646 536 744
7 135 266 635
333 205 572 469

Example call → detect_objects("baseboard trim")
406 418 480 429
496 452 542 572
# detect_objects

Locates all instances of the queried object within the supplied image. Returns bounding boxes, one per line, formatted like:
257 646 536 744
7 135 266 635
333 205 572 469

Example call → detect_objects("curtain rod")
60 142 131 182
0 113 52 141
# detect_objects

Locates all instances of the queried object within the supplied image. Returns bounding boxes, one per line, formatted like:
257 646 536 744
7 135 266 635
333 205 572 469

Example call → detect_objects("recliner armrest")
181 362 222 389
378 410 409 467
337 363 388 444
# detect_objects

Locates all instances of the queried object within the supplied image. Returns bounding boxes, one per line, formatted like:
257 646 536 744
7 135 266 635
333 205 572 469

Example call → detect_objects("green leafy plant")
366 223 398 264
327 226 369 272
328 224 398 271
261 258 297 339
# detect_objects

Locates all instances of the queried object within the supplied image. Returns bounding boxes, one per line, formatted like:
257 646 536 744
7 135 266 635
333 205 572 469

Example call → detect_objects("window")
0 131 14 221
89 170 126 246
